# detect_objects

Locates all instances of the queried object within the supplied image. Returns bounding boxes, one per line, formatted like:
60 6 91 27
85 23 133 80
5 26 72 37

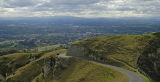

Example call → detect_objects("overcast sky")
0 0 160 18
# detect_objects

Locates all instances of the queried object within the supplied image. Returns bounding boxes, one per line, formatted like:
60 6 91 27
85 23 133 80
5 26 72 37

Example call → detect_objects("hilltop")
1 32 160 82
68 32 160 82
0 49 128 82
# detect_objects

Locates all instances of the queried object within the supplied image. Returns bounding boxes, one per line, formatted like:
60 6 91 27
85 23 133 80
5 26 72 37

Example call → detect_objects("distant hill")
68 32 160 82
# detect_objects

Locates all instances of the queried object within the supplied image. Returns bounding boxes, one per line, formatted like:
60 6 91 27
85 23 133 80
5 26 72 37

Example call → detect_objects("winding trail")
58 53 145 82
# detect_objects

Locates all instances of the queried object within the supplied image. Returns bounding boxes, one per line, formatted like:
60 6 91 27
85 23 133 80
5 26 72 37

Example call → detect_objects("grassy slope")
33 59 129 82
0 49 129 82
5 49 66 82
59 59 129 82
138 33 160 82
72 34 156 82
0 53 42 77
73 34 155 69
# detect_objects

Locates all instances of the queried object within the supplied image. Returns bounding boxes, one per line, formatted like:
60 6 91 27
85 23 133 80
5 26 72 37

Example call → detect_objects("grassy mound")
5 49 66 82
0 49 128 82
0 53 42 78
69 34 159 82
33 59 129 82
73 34 155 70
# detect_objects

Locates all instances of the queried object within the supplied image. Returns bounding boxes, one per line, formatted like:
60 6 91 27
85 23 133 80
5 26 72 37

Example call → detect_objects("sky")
0 0 160 18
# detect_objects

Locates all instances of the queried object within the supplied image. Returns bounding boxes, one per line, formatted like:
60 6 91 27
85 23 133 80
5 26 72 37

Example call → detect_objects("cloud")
3 0 42 8
0 0 159 17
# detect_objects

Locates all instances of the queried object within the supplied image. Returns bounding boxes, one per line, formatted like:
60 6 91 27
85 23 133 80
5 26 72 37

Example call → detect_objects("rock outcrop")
137 34 160 82
42 57 72 79
67 45 88 57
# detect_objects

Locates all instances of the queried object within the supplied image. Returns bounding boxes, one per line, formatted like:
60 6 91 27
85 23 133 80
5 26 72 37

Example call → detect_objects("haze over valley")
0 0 160 82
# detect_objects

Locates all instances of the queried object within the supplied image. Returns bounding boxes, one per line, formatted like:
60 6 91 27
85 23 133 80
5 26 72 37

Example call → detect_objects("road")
58 53 145 82
58 53 71 58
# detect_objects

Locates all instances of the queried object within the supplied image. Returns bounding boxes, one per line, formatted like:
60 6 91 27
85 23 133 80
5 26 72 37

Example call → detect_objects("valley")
0 0 160 81
0 17 160 82
1 32 160 82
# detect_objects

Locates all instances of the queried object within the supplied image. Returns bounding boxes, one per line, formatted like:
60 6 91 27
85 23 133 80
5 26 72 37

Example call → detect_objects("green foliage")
0 40 67 56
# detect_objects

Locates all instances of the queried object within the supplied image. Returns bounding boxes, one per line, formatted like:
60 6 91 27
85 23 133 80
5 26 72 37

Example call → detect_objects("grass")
137 72 150 82
0 53 41 78
137 32 160 81
59 59 129 82
30 44 62 52
33 58 129 82
73 34 154 69
5 49 66 82
2 49 129 82
71 34 156 82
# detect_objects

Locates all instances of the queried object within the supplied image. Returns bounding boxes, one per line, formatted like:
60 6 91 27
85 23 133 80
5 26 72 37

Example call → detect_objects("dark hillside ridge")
67 32 160 82
138 32 160 82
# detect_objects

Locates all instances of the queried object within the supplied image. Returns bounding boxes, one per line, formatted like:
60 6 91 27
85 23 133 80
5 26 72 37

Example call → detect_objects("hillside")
138 33 160 81
2 32 160 82
32 59 129 82
0 53 43 78
67 32 160 82
0 49 129 82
